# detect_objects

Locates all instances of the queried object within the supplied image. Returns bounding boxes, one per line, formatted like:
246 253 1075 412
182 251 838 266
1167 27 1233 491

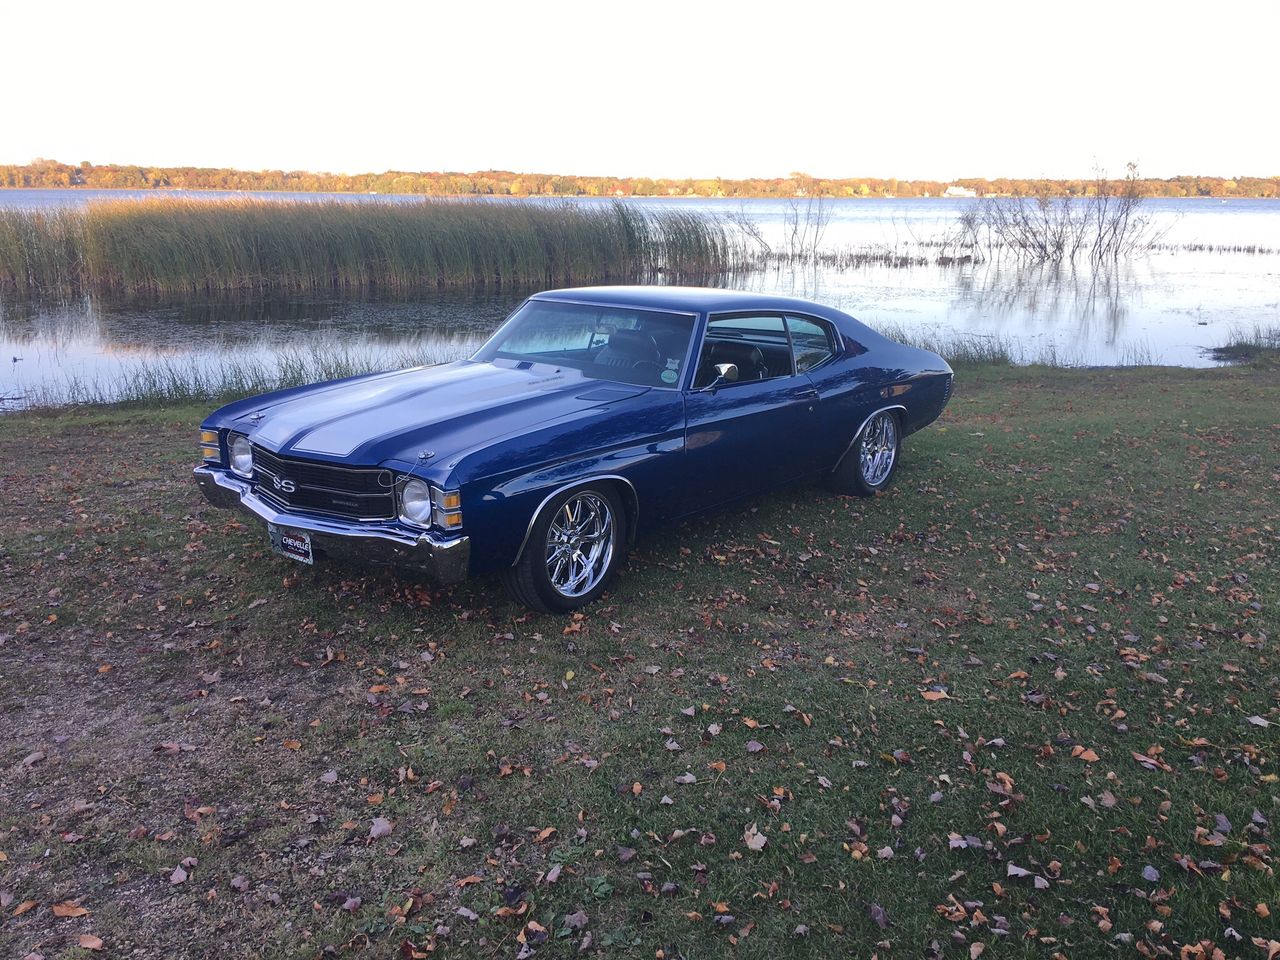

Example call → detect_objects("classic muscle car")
194 287 953 611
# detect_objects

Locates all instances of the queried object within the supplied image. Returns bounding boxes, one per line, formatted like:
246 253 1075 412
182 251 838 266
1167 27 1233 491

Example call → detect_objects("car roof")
531 285 854 319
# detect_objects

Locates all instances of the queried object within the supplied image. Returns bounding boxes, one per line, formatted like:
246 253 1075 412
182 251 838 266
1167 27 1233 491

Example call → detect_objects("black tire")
503 484 627 613
829 410 902 497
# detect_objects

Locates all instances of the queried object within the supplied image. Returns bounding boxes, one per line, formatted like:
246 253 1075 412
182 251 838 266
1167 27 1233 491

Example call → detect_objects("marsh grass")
1207 322 1280 364
0 197 746 296
13 339 479 408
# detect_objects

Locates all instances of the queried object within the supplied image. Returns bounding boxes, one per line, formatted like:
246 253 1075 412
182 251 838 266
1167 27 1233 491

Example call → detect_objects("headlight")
229 435 254 477
399 478 433 526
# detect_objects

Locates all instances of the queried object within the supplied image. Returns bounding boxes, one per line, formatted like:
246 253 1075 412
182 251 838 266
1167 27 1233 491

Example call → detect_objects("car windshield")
472 299 696 389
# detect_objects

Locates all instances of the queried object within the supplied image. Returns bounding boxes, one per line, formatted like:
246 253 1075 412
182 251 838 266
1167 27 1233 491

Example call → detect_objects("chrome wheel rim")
545 492 615 598
859 413 898 486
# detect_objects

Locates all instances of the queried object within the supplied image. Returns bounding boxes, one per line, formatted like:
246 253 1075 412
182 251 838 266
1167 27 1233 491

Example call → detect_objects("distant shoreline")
4 160 1277 200
2 186 1277 203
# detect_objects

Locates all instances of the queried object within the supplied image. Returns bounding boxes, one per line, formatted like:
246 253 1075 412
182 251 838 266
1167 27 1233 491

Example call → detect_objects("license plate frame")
268 523 314 565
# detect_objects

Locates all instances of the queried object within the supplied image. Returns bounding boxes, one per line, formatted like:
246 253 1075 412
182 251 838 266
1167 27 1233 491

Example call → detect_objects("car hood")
239 360 646 467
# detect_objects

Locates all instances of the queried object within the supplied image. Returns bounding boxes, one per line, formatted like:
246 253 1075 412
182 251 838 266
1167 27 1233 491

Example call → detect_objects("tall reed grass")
0 197 746 296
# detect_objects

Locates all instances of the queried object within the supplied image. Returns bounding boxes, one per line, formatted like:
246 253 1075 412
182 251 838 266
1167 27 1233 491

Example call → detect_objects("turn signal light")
199 430 220 462
433 489 463 529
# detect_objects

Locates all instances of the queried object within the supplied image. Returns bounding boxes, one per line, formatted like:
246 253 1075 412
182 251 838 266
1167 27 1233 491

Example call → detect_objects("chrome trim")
831 404 907 473
530 295 699 318
511 474 639 567
193 466 470 583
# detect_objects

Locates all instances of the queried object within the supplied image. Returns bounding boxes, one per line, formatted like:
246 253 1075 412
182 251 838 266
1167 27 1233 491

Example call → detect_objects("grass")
1 364 1278 959
0 198 746 296
1207 323 1280 365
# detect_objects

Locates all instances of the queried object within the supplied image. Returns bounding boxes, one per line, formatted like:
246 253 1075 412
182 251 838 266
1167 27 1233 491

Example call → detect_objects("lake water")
2 190 1277 407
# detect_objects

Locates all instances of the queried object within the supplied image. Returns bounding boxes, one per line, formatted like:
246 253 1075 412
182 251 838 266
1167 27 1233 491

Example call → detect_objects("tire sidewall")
523 485 625 612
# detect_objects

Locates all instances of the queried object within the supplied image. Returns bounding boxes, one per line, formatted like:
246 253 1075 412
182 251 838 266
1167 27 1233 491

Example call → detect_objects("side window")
694 314 794 388
786 315 837 373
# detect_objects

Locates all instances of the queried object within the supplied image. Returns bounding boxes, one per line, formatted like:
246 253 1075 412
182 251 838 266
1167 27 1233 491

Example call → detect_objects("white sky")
5 0 1277 181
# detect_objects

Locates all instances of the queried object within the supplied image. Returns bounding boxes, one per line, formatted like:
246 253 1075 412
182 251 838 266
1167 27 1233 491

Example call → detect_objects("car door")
784 312 873 468
681 313 823 512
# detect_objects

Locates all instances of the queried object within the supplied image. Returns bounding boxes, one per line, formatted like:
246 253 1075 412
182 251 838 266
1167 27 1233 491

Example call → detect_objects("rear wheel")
504 486 626 613
830 410 901 496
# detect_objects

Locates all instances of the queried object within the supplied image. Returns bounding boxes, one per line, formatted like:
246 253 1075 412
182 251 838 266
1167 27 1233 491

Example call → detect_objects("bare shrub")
971 164 1164 264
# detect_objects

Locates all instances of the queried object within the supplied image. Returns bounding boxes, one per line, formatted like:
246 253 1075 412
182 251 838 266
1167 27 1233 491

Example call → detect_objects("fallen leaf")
78 935 104 951
743 823 767 852
920 690 949 701
53 901 90 918
369 817 393 840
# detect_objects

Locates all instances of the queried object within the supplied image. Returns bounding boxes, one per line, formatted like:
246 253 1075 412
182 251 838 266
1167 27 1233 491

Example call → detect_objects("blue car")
194 287 953 611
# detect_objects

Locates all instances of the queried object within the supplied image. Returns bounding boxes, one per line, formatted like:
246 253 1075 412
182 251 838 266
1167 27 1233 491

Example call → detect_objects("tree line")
3 159 1277 199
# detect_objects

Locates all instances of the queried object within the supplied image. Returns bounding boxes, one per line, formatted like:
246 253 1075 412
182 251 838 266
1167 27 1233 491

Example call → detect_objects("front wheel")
830 410 901 497
504 486 626 613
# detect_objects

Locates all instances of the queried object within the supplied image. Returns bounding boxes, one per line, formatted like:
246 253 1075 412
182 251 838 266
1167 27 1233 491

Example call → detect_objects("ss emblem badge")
270 475 297 494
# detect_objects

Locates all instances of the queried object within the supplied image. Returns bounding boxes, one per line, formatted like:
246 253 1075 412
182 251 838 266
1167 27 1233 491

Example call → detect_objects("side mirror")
700 362 739 392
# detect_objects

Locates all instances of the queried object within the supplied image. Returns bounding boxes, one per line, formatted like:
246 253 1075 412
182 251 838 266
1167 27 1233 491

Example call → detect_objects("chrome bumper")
193 466 470 583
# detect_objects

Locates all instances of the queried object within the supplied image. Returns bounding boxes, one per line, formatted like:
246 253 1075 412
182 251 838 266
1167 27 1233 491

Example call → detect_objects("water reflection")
953 262 1132 346
0 290 526 407
2 240 1278 407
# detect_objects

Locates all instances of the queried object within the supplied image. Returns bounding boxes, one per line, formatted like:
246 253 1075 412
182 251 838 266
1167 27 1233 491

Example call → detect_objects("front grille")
251 444 396 521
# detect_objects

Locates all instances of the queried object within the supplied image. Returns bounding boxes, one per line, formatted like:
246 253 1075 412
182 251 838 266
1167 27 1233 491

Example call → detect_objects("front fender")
453 392 686 574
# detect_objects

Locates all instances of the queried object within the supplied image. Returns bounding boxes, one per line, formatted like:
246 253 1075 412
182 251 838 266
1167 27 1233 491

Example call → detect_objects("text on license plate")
268 523 313 565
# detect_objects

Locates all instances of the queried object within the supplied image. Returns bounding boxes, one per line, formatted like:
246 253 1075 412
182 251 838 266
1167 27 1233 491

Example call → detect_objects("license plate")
268 524 313 565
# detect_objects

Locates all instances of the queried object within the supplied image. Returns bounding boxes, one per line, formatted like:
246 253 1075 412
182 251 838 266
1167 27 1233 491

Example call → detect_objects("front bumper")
193 466 470 583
